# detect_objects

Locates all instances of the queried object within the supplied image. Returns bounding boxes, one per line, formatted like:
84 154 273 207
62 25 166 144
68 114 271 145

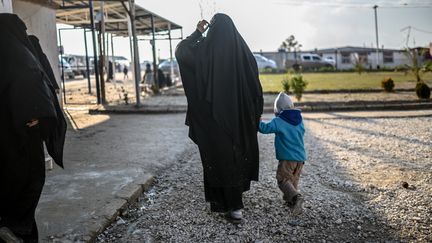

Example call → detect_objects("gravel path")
97 116 431 242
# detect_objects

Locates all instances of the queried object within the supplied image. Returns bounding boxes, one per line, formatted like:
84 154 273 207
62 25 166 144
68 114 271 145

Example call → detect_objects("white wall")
392 52 410 67
12 0 60 90
0 0 13 13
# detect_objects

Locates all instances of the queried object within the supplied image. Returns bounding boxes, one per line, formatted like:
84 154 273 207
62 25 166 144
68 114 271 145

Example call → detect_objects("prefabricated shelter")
1 0 182 105
55 0 182 105
316 46 410 70
258 46 414 71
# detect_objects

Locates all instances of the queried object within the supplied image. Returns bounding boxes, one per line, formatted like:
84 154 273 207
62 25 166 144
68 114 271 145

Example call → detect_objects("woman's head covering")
0 13 36 54
28 35 61 90
195 13 263 151
0 13 66 168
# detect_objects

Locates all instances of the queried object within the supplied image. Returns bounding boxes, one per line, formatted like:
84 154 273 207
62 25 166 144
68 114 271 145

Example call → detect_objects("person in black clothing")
0 14 66 242
123 66 129 80
157 68 166 88
175 13 263 223
107 60 114 82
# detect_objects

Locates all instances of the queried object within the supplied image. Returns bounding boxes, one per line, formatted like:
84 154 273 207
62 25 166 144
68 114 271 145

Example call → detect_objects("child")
259 92 307 215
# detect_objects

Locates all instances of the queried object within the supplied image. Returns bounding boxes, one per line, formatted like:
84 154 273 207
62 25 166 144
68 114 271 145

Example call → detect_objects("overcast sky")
58 0 432 62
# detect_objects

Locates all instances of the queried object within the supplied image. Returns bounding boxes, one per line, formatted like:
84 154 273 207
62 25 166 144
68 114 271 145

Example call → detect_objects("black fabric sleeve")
175 30 203 68
9 64 57 132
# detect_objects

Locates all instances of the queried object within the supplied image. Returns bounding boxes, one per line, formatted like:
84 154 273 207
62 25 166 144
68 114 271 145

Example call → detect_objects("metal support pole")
99 2 106 104
373 5 380 69
129 0 141 106
98 24 106 104
168 23 174 82
83 29 91 94
58 29 67 105
127 9 134 82
89 0 101 104
111 33 116 88
151 14 158 88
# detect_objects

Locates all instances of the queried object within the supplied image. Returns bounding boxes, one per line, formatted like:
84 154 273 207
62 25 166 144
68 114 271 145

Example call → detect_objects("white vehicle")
299 53 333 70
323 56 336 66
253 54 277 70
59 57 74 79
158 59 180 77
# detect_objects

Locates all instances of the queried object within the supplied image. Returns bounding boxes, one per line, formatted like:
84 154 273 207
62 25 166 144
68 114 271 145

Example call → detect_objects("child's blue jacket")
259 109 307 162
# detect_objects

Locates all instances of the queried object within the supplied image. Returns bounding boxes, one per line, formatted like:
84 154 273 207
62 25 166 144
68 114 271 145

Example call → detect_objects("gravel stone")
96 116 432 242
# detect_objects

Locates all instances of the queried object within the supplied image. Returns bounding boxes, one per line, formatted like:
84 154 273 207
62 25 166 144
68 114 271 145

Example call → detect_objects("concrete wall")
0 0 13 13
12 0 60 90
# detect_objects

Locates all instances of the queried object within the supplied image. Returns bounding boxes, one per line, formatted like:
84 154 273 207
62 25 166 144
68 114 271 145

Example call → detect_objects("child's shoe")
291 194 304 216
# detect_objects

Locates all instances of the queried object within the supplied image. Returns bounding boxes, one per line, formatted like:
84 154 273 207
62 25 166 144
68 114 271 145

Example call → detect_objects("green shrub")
415 82 431 99
290 75 308 101
381 77 395 92
281 76 290 93
318 66 335 72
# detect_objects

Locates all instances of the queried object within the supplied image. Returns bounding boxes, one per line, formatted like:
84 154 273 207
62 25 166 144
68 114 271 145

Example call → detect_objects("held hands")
196 20 209 33
26 119 39 127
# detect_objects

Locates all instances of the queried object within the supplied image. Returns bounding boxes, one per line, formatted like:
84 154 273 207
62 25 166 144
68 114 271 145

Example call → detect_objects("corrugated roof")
54 0 182 36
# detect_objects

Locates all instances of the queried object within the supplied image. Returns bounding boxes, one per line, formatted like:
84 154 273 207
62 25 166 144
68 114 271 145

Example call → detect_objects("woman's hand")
26 119 39 127
196 20 209 33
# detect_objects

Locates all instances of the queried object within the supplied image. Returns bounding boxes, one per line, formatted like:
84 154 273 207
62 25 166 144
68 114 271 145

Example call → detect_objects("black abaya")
176 14 263 211
28 35 67 168
0 14 66 242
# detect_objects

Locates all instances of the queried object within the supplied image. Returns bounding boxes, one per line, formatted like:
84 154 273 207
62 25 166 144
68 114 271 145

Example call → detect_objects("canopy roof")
54 0 182 36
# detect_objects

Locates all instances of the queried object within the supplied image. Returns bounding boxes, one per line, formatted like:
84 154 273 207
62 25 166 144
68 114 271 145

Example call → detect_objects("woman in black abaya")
175 13 263 222
0 14 66 242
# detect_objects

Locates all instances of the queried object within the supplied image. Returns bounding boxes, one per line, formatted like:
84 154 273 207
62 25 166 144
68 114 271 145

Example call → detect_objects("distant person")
165 73 173 87
259 92 307 215
123 65 129 80
176 14 263 223
107 60 114 82
0 14 66 242
142 63 154 85
157 68 166 88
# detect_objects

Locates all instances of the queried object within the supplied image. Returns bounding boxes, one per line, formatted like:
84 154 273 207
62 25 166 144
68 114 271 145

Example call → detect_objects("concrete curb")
89 101 432 115
84 174 154 242
160 88 417 96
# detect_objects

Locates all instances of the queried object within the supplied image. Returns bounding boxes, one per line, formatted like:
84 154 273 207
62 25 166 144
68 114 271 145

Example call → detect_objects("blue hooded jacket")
259 109 307 162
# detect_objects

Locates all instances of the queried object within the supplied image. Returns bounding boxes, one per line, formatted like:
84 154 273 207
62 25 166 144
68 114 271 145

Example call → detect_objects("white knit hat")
274 92 294 114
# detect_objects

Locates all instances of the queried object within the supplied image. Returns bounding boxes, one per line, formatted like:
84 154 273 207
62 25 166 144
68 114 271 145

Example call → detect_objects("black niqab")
176 13 263 191
0 13 66 240
28 35 67 167
196 13 263 152
28 35 60 90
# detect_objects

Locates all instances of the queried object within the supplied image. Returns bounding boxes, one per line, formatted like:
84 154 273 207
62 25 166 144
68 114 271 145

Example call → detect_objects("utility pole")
373 5 380 69
401 26 412 47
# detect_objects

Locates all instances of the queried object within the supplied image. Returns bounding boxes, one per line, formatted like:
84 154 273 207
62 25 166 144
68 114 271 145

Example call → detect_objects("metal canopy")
55 0 182 36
